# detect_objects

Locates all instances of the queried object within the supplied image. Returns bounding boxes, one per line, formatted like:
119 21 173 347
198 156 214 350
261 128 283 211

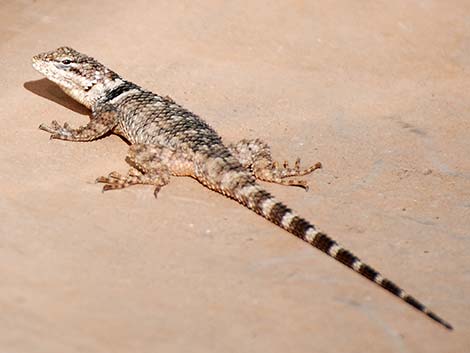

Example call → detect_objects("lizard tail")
233 182 452 330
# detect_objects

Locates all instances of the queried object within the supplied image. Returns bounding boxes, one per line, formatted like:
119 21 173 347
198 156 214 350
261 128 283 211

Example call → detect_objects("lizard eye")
61 59 72 65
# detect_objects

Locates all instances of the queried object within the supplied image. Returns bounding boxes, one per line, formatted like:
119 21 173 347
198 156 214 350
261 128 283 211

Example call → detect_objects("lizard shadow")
24 78 90 116
24 78 130 144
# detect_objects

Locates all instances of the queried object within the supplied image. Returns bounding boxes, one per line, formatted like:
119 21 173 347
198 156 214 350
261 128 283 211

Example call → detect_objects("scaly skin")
32 46 452 330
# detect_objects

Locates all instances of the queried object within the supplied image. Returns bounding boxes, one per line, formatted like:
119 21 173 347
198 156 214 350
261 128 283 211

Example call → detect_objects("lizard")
31 46 452 330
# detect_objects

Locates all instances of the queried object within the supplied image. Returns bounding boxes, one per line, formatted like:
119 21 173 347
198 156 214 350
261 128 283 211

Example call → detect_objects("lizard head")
32 46 122 109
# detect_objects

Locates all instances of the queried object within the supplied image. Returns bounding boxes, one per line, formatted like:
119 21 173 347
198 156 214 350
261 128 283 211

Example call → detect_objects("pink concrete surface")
1 1 469 352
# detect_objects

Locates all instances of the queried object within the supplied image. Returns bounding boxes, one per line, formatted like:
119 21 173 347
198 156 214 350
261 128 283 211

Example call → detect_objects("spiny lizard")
31 46 452 330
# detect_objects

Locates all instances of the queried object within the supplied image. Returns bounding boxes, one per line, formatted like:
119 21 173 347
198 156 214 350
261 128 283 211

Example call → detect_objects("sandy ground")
1 1 470 352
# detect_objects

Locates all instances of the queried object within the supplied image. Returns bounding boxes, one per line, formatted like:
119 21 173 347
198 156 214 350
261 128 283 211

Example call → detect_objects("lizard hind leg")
227 138 321 190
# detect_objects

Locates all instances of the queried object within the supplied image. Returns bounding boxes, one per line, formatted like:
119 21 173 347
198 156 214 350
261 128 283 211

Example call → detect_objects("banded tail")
234 182 453 330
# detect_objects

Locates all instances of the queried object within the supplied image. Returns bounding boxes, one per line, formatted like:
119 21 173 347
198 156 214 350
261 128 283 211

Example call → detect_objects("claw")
153 186 161 198
295 158 301 170
107 171 123 179
39 123 54 133
102 184 114 192
101 182 127 192
294 180 308 189
95 176 108 183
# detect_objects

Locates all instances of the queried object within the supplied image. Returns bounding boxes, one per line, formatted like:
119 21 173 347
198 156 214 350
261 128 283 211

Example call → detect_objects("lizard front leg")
96 167 171 198
39 104 117 141
228 138 321 190
96 143 194 197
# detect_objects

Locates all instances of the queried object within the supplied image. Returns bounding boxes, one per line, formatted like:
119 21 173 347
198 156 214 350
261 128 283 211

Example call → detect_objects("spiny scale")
32 47 452 330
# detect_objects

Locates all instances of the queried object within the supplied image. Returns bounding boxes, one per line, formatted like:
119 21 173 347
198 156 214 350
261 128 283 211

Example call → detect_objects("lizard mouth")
31 57 44 74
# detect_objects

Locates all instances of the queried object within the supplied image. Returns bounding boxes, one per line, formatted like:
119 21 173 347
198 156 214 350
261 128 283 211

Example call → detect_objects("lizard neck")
62 77 125 110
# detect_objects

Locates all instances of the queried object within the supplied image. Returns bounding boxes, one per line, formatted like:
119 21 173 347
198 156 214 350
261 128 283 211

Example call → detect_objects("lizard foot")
272 159 322 179
96 168 170 197
39 120 74 139
228 138 321 190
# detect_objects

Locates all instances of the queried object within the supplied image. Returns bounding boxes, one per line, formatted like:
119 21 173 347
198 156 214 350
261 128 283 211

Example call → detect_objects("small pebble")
423 168 433 175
